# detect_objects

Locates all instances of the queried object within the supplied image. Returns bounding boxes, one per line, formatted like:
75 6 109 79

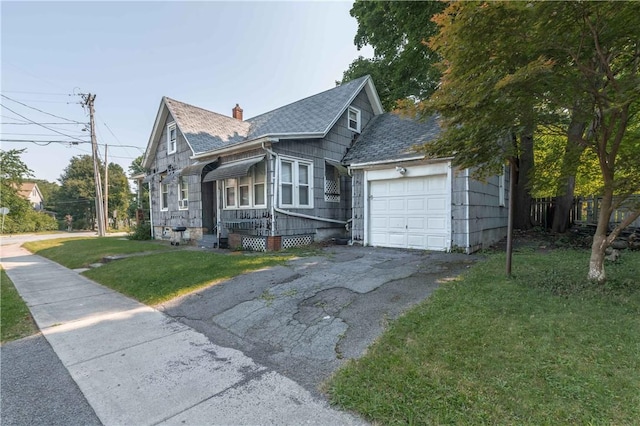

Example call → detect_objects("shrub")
128 222 152 240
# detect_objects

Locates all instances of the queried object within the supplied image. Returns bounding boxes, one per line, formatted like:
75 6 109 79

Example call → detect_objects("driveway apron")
0 244 363 425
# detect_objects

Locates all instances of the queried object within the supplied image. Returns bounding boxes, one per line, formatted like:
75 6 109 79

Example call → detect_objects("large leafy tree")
341 0 444 110
107 163 131 225
0 149 33 218
424 1 640 283
425 1 545 230
57 155 131 229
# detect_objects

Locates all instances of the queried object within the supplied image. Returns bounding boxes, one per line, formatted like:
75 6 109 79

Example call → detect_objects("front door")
202 181 216 233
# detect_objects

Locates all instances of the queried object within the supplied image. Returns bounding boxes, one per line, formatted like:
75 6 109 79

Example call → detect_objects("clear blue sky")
1 1 372 182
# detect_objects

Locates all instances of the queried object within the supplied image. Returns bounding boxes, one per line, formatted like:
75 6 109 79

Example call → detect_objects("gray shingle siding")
149 111 205 239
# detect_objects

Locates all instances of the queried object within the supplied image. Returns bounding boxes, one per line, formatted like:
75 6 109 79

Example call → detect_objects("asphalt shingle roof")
245 75 370 139
158 75 372 157
343 113 440 165
164 97 251 155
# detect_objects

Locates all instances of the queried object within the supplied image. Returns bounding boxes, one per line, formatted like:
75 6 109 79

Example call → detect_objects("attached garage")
365 163 452 251
343 112 508 253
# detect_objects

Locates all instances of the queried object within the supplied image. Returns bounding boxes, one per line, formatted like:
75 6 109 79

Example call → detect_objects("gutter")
348 155 455 169
191 137 277 160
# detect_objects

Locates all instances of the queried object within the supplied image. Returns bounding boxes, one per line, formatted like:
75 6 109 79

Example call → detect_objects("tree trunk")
513 132 534 230
588 188 613 283
551 175 575 233
552 114 587 233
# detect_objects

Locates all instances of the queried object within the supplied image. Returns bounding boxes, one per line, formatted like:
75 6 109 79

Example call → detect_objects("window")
178 177 188 210
498 166 506 207
225 178 237 207
347 106 361 133
280 158 313 208
223 160 267 209
160 181 169 211
239 176 251 207
167 123 177 154
324 163 340 203
253 160 266 206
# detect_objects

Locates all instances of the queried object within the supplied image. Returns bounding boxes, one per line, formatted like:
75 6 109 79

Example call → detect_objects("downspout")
262 143 277 237
147 180 154 239
262 142 348 227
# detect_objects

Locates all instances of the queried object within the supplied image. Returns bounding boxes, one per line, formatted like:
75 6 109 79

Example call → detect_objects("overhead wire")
0 90 73 96
1 94 85 124
0 103 86 142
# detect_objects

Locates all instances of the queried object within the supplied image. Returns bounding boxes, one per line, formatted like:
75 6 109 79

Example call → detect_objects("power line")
1 122 81 125
0 139 89 145
0 103 86 142
1 132 87 137
1 94 85 124
0 90 73 96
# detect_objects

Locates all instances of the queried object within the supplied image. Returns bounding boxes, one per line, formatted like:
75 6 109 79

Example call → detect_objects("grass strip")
23 236 168 269
327 250 640 424
1 268 38 343
83 251 292 305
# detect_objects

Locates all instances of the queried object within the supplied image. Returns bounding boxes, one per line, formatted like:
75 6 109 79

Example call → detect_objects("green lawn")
23 236 168 269
327 249 640 424
83 251 292 305
1 268 38 343
23 236 293 305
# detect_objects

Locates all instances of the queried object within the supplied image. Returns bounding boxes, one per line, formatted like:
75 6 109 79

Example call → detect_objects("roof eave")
190 136 279 160
348 155 455 169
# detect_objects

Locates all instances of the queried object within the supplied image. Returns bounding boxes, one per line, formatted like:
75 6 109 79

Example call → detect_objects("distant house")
17 182 44 211
140 76 508 252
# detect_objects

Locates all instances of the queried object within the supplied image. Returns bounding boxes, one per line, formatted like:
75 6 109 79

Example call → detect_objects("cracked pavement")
159 245 479 394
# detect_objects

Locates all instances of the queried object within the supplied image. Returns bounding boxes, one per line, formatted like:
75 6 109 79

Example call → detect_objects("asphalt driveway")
159 245 478 394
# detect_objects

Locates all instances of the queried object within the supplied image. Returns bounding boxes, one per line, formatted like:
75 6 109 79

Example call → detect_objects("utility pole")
104 143 109 231
82 93 106 237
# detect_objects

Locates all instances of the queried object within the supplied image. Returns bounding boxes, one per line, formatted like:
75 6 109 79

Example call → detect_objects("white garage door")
369 175 450 250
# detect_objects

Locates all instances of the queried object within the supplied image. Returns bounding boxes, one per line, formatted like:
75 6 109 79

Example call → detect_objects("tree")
57 155 97 227
0 149 58 233
0 149 33 218
128 155 149 220
106 163 130 228
425 2 544 230
57 155 131 230
341 0 445 110
424 1 640 282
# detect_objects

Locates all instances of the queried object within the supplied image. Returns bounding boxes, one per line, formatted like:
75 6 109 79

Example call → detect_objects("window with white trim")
160 180 169 211
324 163 340 203
225 178 237 208
223 161 267 209
253 160 266 206
498 166 506 207
280 158 313 208
178 177 188 210
167 123 177 154
347 106 361 133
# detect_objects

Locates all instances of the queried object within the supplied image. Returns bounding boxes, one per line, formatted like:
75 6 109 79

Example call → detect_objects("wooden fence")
531 195 640 229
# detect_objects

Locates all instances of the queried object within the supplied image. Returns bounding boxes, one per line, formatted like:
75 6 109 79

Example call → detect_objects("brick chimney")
232 104 243 121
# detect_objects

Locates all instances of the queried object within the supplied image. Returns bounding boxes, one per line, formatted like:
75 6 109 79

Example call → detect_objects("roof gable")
343 113 440 165
17 182 43 201
246 75 382 139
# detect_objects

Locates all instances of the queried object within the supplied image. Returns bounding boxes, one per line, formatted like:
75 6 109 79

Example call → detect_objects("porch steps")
198 234 218 249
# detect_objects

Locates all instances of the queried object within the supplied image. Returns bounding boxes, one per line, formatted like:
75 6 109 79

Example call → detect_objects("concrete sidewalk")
0 244 363 425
